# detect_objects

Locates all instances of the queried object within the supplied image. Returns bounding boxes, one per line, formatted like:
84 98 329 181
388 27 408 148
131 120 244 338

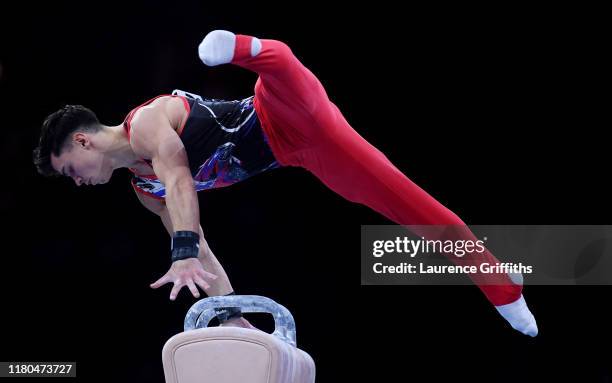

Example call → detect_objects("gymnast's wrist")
171 230 200 262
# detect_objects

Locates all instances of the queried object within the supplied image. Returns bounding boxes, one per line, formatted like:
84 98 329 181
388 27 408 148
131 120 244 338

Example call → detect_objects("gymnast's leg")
198 30 537 336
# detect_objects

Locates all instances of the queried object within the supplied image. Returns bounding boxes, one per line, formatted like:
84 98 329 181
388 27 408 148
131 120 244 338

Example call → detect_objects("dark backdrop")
0 2 609 382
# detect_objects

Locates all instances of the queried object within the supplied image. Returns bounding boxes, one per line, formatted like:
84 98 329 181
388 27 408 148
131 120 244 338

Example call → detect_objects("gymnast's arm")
137 192 258 328
130 106 227 300
135 191 235 297
133 107 199 234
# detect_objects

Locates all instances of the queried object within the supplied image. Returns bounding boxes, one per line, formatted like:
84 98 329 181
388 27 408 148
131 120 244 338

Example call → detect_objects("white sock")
495 294 539 337
198 30 262 66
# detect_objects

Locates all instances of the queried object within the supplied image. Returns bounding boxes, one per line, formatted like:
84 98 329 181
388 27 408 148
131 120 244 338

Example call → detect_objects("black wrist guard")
171 231 200 262
215 292 243 323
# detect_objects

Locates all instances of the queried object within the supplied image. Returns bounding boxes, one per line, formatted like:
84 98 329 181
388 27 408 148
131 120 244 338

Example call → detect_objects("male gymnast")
33 30 537 336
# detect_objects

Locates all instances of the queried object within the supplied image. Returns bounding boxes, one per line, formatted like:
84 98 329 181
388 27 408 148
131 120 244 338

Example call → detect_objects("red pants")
231 35 521 306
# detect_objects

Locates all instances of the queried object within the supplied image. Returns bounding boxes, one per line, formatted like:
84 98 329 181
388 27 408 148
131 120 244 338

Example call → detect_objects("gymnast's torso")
124 90 280 200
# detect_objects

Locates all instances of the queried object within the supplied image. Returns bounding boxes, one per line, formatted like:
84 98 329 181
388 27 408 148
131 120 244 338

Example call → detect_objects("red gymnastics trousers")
231 35 521 307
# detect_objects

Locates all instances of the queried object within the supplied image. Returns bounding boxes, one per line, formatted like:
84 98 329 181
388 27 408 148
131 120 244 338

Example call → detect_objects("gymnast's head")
33 105 116 186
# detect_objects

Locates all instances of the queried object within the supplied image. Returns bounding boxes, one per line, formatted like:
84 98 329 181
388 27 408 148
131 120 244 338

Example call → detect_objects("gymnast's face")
50 132 114 186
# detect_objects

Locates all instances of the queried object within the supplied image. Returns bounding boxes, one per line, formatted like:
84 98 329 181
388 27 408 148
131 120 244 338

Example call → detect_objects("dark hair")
33 105 102 177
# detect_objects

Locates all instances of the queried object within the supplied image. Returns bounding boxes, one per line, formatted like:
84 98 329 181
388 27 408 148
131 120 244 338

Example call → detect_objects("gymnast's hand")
150 258 218 300
221 317 259 330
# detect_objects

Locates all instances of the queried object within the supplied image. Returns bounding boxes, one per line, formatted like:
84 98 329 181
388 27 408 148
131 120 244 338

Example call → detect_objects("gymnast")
33 30 537 336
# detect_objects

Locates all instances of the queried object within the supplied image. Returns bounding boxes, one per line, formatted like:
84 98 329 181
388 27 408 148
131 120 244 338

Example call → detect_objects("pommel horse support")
162 295 316 383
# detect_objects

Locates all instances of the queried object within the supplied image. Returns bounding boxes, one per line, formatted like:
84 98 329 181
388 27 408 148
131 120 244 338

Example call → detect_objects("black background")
0 2 609 382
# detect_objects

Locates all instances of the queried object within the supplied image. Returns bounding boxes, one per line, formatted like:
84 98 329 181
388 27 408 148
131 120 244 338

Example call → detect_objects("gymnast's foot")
198 30 262 66
495 294 538 337
220 316 260 331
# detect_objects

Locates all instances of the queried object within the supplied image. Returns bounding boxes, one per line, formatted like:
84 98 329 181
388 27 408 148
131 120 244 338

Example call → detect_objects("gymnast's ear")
72 132 93 149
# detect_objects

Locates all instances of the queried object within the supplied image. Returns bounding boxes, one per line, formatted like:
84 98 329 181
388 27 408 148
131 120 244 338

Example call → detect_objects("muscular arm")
136 191 234 297
130 101 233 297
131 103 198 233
